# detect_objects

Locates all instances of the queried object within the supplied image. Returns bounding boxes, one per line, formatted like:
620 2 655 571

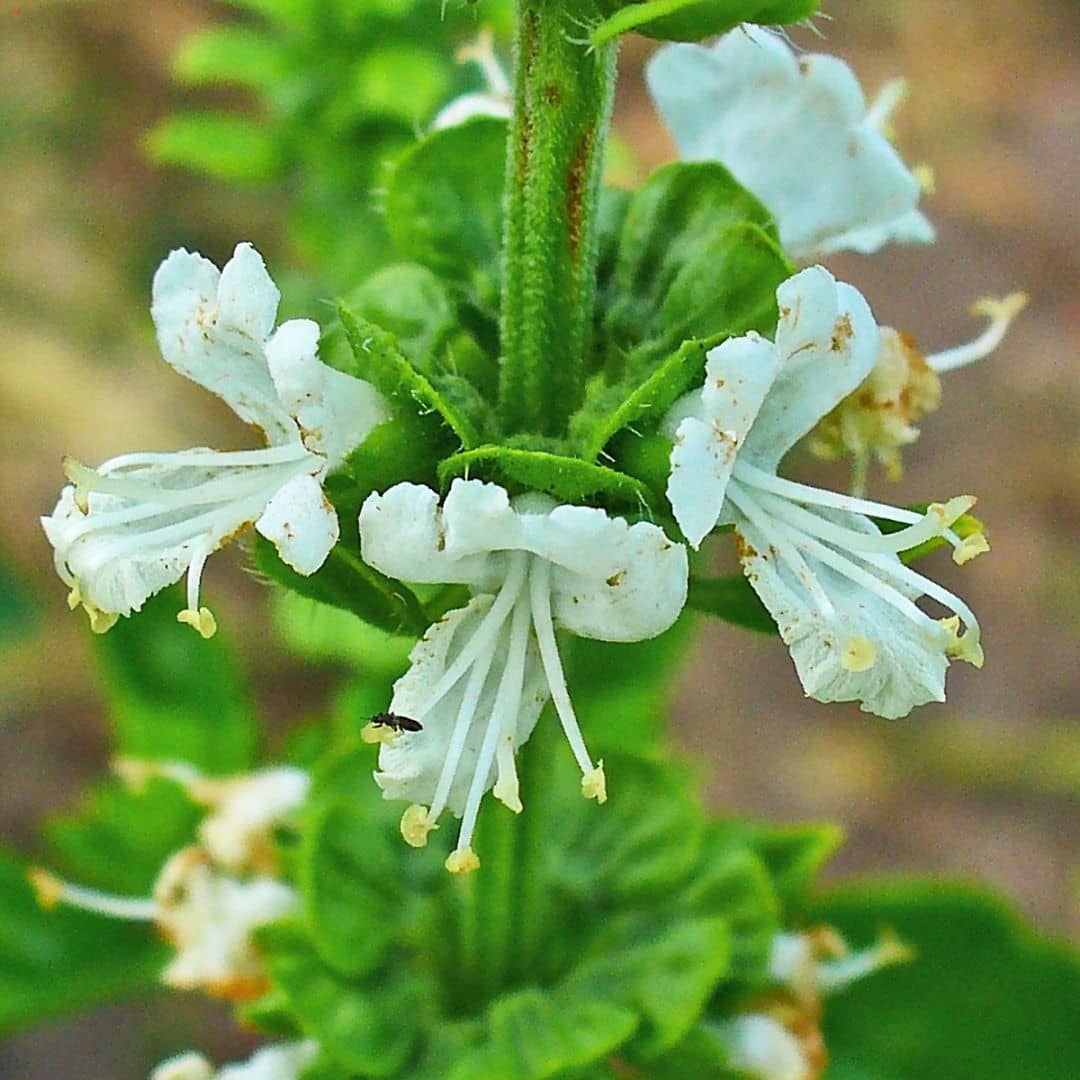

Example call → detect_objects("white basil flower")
717 1014 814 1080
358 479 688 872
663 266 985 719
113 758 310 875
646 25 933 258
810 292 1028 493
41 242 386 638
151 1042 318 1080
31 846 297 1000
432 28 511 130
768 927 912 1007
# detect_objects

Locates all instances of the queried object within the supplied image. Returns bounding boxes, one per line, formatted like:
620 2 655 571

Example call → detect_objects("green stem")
498 0 618 436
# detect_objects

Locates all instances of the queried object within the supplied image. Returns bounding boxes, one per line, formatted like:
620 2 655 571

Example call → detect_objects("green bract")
588 0 820 45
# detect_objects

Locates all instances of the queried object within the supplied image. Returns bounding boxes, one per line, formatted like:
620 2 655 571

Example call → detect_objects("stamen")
445 848 480 875
865 76 908 131
177 545 217 638
28 868 160 922
453 591 534 861
926 292 1028 373
177 607 217 639
726 484 836 618
817 930 914 993
528 559 600 787
362 722 399 746
416 553 529 719
96 444 310 474
492 592 534 814
953 531 989 565
754 490 974 557
400 804 436 848
113 757 202 792
456 28 510 97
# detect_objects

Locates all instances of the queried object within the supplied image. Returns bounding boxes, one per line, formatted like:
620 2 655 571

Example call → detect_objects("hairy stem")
498 0 617 436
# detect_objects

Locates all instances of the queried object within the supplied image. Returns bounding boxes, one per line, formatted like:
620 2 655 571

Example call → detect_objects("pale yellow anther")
455 26 495 66
87 606 119 635
581 760 607 804
940 616 984 668
28 868 64 910
953 531 990 565
66 585 81 611
913 162 936 194
400 804 435 848
445 847 480 875
971 291 1028 325
177 606 217 639
840 636 877 672
493 773 523 814
931 495 976 528
361 722 398 746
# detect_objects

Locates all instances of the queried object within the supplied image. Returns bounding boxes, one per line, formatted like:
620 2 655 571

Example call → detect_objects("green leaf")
573 333 724 463
438 446 655 512
554 755 705 906
451 988 639 1080
714 820 842 914
566 916 732 1055
338 303 482 449
145 111 282 182
350 44 451 123
675 843 781 980
687 573 776 635
590 0 818 45
94 588 257 772
173 26 287 90
600 163 789 373
812 881 1080 1080
0 847 162 1035
259 921 431 1077
646 1024 741 1079
342 263 458 371
566 617 693 755
385 117 507 310
46 779 199 895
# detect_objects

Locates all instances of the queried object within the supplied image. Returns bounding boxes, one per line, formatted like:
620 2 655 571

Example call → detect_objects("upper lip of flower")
357 478 688 871
41 242 386 635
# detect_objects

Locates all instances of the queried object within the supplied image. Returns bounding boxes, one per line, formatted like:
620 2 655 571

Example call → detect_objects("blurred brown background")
1 0 1077 1075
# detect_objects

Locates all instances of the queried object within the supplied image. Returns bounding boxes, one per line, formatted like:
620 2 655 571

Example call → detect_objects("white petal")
265 319 387 466
151 244 295 441
375 598 547 815
154 848 297 996
432 92 511 130
664 332 780 547
216 1042 319 1080
538 507 688 642
732 510 950 719
647 26 928 258
742 267 880 470
256 472 339 576
813 208 935 257
151 1053 215 1080
359 481 510 588
719 1014 810 1080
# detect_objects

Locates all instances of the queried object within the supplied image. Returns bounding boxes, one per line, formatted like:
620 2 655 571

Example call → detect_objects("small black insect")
370 712 423 734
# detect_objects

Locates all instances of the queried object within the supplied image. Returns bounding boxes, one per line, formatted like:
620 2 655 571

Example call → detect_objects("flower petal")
664 332 780 547
264 319 387 466
732 509 950 719
255 472 339 576
359 482 506 588
741 266 880 470
151 244 295 441
646 26 928 258
375 597 547 815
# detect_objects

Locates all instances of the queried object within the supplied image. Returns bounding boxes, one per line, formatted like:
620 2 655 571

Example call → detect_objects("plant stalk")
498 0 618 436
